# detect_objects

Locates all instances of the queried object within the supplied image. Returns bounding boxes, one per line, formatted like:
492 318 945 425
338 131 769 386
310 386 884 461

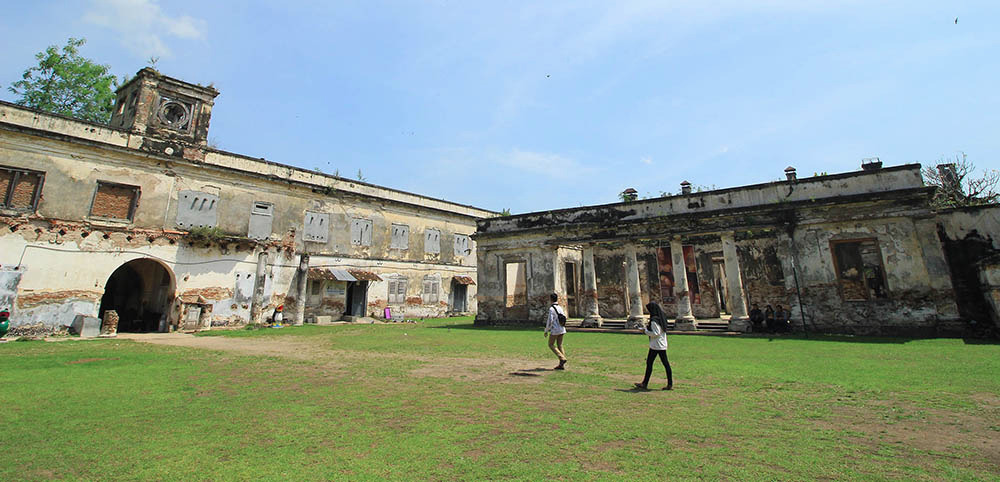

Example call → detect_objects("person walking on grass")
635 302 673 390
544 293 568 370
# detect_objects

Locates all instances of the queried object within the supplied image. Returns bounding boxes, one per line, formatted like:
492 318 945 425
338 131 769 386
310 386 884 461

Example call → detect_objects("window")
454 234 471 257
303 211 329 243
388 277 408 304
390 224 409 249
90 181 140 221
350 218 373 246
0 166 44 212
176 190 219 229
422 276 440 304
310 280 323 296
248 201 274 240
425 228 441 254
831 239 888 301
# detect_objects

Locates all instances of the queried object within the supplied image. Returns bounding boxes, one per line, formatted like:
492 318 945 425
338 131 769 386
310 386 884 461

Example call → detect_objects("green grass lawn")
3 317 999 480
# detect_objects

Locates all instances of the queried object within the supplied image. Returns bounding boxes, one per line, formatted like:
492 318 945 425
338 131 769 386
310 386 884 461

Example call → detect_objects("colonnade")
577 232 749 332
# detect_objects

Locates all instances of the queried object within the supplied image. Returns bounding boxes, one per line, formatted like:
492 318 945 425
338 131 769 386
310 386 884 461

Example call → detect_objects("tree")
922 153 999 208
8 38 118 123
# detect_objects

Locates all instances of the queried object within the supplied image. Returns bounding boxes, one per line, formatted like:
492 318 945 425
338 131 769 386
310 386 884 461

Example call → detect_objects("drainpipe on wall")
294 253 310 325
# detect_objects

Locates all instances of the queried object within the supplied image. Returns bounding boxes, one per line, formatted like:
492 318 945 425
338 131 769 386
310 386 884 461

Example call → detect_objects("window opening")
831 239 889 301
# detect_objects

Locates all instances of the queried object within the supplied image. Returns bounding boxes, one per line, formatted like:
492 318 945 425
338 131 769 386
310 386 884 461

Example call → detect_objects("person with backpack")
543 292 568 370
634 302 673 390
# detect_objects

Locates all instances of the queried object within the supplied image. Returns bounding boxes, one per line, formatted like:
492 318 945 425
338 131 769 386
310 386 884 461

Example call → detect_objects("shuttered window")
388 277 407 304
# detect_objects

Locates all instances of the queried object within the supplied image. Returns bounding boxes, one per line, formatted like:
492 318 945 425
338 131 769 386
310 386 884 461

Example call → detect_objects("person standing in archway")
544 293 568 370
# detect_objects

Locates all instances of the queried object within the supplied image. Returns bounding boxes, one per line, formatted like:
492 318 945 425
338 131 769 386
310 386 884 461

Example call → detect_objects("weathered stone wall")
0 97 491 333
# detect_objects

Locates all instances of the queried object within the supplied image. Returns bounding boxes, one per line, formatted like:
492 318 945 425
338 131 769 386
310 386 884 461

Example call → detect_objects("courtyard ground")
2 317 999 480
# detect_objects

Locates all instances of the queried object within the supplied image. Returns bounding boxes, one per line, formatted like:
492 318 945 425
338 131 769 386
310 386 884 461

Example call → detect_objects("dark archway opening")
99 258 174 333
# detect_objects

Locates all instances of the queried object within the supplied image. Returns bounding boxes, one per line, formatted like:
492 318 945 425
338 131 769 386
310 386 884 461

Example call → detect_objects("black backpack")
552 305 567 326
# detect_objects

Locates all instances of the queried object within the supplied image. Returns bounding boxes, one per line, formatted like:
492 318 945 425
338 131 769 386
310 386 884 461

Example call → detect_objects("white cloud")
640 156 653 165
497 148 596 180
85 0 206 58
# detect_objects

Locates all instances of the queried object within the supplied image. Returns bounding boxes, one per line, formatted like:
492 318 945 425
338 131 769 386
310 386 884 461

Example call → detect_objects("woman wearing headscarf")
635 302 673 390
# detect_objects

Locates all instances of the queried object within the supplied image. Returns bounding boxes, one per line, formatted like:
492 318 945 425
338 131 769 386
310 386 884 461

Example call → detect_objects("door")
345 281 368 317
452 282 468 312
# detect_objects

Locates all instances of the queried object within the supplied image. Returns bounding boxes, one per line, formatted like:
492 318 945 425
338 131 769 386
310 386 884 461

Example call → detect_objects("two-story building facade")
0 68 494 334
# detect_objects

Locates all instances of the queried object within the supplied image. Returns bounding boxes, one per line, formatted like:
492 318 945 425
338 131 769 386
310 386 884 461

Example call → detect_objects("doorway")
504 261 528 319
99 258 174 332
451 281 468 312
564 262 578 317
345 281 369 317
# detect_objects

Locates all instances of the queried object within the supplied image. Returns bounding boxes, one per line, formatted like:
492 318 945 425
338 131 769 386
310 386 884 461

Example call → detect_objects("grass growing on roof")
2 316 998 480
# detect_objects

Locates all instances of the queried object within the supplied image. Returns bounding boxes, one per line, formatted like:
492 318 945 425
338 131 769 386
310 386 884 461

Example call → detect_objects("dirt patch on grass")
66 357 119 364
813 398 1000 475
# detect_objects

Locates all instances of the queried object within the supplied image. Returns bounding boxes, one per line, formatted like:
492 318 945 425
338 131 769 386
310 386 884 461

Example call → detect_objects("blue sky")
2 1 997 214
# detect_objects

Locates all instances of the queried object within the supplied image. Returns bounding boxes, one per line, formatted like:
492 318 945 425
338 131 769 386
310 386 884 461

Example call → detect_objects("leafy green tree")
8 38 118 123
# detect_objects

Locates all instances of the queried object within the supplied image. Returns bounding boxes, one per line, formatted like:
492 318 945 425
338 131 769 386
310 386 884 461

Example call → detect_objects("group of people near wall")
748 303 791 333
543 293 673 391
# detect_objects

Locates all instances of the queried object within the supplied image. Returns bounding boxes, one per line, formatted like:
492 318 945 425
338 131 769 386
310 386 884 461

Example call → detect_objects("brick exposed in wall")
0 170 10 203
10 174 40 208
91 184 137 219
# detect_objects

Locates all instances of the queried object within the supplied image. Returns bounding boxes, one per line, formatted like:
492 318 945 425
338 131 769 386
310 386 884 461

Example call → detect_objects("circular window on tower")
156 98 192 131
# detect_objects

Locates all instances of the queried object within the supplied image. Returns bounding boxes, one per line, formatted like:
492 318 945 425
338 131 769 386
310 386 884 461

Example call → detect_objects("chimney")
784 166 797 181
680 181 692 195
937 163 960 192
861 157 882 171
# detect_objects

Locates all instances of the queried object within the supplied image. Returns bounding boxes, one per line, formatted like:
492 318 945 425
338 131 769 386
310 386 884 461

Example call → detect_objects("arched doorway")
99 258 175 333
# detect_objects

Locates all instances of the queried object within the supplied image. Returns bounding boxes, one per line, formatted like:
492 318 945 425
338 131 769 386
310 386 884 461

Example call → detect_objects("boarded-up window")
422 275 440 304
303 211 329 243
0 166 44 211
176 190 219 229
90 181 140 221
388 277 407 304
831 239 888 301
454 234 471 257
350 218 373 246
390 224 409 249
425 228 441 254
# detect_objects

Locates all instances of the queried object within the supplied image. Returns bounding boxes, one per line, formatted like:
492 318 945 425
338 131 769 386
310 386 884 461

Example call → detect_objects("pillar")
625 244 646 327
581 245 602 327
671 237 696 330
249 250 268 325
294 253 309 326
721 232 750 332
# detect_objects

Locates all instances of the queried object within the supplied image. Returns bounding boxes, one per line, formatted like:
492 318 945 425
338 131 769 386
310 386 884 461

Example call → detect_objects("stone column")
294 253 309 326
581 245 602 327
99 310 119 338
721 232 750 332
625 244 646 328
671 237 696 330
249 250 268 325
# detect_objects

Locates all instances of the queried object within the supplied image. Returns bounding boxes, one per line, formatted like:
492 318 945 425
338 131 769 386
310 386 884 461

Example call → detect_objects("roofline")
495 163 924 221
0 99 496 218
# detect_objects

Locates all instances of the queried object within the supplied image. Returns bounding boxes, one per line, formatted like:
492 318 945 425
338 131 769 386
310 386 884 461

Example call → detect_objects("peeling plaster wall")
788 217 958 336
474 164 974 335
0 99 491 333
935 206 1000 327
